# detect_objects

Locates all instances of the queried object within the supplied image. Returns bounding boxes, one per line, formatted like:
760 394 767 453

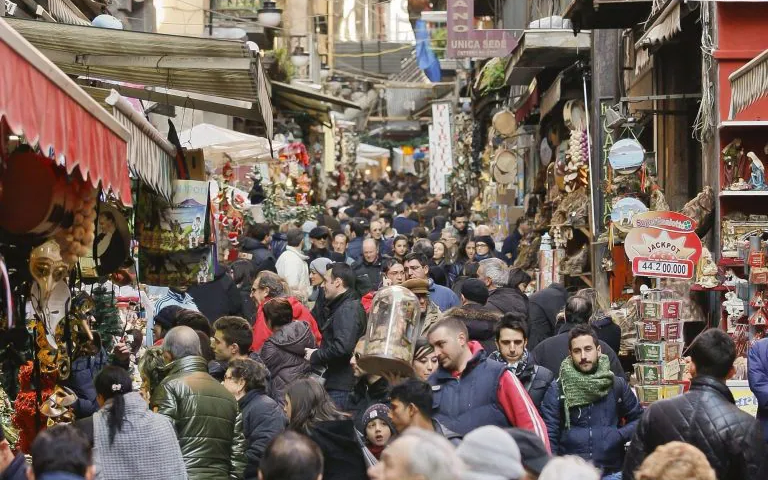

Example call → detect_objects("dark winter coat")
66 348 109 419
260 321 316 406
623 375 768 480
310 287 328 331
238 238 276 275
239 389 287 479
347 377 390 432
485 286 529 317
151 356 245 480
452 303 501 355
188 269 243 323
270 233 288 260
0 454 28 480
307 248 345 264
590 316 622 355
309 289 366 392
238 282 257 325
393 216 419 236
347 237 364 262
527 283 568 350
429 347 509 435
352 257 382 294
489 350 555 410
307 420 368 480
501 229 523 264
541 375 643 473
748 338 768 442
530 325 625 379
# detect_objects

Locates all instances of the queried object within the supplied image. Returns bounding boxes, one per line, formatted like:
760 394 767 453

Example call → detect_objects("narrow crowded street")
2 1 768 480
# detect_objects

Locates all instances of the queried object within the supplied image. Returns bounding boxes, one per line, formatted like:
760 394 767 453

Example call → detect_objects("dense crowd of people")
5 175 768 480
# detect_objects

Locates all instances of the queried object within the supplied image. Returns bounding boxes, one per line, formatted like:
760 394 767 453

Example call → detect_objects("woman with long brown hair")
285 378 368 480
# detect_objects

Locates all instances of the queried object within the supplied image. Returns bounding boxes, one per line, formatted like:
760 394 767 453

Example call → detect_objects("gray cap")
457 425 525 480
309 257 333 276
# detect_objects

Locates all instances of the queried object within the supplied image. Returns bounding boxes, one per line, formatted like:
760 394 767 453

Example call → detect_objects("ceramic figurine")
723 291 745 333
748 152 766 190
722 138 743 187
694 248 719 288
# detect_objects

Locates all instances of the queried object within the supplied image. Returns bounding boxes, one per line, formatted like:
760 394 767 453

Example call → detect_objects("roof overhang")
564 0 653 33
6 18 273 138
505 30 591 86
272 81 360 124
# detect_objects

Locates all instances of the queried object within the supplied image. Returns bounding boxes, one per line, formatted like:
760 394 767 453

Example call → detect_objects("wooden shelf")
719 120 768 129
719 190 768 197
718 257 745 267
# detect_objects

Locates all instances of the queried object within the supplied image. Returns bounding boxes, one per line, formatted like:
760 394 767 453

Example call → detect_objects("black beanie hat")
462 278 490 304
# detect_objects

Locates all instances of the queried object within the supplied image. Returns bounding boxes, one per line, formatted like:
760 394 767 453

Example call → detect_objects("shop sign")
428 101 453 194
446 0 517 59
728 380 758 417
4 0 17 15
625 211 703 280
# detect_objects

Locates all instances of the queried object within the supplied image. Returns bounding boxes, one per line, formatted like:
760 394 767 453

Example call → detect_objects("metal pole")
328 0 334 69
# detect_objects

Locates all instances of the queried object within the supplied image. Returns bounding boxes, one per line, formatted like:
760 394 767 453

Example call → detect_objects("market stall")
0 16 134 451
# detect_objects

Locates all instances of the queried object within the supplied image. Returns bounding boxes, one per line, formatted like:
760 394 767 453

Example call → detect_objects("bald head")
260 431 323 480
474 225 493 236
163 325 202 360
363 238 379 263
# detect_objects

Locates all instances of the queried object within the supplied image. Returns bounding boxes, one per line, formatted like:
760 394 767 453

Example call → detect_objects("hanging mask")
29 240 69 304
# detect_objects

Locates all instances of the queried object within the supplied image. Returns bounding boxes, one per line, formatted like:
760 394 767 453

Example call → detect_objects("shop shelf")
719 190 768 197
689 284 729 292
718 257 745 268
718 120 768 129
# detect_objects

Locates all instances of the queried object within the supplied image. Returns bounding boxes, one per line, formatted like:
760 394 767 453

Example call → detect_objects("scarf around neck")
559 354 614 429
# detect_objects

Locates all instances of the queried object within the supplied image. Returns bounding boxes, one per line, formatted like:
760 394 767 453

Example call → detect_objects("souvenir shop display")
694 248 721 288
359 286 424 378
632 289 686 404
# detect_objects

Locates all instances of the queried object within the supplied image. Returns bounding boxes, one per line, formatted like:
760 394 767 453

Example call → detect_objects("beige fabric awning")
272 81 360 124
634 0 681 73
48 0 90 25
729 49 768 119
105 90 177 202
6 18 273 140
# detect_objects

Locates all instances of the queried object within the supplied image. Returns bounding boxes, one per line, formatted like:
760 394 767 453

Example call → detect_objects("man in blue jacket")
748 337 768 442
540 324 643 479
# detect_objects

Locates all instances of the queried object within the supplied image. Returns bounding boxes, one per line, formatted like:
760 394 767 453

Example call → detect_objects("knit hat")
310 257 333 276
402 278 429 295
361 404 396 435
474 235 496 250
461 278 489 304
457 425 525 480
154 305 182 330
504 428 550 475
301 220 318 234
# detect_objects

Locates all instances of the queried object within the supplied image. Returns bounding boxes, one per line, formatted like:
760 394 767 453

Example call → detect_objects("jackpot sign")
625 211 703 280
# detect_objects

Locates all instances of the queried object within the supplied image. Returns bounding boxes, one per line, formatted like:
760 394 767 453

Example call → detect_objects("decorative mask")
29 240 69 304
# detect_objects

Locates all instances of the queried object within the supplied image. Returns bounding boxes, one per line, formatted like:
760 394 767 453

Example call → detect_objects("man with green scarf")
540 324 642 480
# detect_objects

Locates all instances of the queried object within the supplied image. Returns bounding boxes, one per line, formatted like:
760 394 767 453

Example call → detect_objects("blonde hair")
635 442 716 480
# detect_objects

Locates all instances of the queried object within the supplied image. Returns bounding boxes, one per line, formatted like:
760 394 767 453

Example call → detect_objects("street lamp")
291 45 310 68
257 1 282 28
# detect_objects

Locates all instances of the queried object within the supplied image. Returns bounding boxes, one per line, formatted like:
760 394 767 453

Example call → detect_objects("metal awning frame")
504 30 592 86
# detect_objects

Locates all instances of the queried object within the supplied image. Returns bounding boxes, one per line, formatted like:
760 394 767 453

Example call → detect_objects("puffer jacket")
261 321 316 406
251 297 322 351
151 356 246 480
309 289 366 392
623 375 768 480
347 377 390 432
541 375 643 473
749 338 768 442
239 389 286 480
489 350 555 410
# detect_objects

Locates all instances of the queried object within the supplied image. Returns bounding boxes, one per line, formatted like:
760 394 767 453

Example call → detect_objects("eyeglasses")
405 265 423 271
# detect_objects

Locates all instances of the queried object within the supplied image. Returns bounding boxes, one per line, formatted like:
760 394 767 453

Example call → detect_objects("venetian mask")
29 240 70 304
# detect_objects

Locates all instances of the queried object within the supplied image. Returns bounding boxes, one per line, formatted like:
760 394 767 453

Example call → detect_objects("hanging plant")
476 57 507 95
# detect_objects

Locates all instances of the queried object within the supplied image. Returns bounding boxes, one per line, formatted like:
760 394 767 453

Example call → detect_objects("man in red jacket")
427 316 550 451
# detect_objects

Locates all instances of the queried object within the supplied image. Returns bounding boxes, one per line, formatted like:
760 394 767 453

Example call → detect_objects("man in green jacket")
152 326 246 479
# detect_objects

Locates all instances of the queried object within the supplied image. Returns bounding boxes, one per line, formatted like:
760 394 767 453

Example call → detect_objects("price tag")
632 257 693 279
5 0 17 15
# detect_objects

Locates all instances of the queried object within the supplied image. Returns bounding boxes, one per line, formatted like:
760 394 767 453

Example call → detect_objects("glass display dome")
359 286 423 377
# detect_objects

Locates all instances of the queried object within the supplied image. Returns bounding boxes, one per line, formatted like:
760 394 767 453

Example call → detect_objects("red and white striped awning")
0 17 132 206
